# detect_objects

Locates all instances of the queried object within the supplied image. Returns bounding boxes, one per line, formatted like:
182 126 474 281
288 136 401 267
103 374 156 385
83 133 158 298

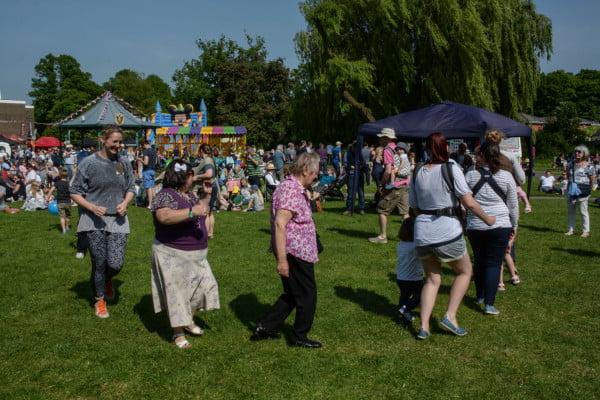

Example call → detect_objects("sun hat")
396 142 408 151
266 163 275 170
250 185 259 191
377 128 396 139
232 186 239 193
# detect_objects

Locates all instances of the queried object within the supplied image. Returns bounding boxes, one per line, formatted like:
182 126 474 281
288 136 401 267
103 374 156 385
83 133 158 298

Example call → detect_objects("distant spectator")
539 170 561 194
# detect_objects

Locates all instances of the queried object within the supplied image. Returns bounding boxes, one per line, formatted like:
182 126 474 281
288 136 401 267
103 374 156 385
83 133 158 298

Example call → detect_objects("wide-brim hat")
266 163 275 170
377 128 396 140
396 142 408 151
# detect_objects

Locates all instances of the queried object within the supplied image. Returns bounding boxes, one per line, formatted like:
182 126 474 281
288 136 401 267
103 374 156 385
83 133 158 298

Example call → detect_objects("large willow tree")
292 0 552 140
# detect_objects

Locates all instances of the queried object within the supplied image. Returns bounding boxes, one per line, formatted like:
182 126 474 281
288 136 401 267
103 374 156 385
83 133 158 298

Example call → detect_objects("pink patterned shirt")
270 174 319 263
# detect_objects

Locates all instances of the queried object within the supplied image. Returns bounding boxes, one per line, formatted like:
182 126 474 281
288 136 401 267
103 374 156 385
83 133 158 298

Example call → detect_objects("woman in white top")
465 141 518 315
409 133 495 340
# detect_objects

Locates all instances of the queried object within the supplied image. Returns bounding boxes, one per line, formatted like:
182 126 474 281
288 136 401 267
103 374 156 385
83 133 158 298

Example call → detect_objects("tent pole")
527 137 534 197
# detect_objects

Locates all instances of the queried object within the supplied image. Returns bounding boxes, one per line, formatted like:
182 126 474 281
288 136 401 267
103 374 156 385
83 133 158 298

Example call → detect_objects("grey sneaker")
368 235 388 244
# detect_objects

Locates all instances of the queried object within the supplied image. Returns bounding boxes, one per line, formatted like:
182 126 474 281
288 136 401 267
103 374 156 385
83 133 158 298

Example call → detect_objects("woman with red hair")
409 133 495 339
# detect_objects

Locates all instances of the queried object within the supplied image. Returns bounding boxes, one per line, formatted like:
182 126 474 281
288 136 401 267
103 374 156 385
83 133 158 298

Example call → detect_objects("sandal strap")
173 332 186 339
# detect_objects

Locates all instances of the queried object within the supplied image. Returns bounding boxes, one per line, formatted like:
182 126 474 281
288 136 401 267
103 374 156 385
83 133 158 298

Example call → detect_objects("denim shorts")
142 169 155 189
415 236 467 263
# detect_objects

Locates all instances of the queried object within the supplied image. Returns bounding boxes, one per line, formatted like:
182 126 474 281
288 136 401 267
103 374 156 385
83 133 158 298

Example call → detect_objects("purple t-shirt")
270 174 318 263
152 188 208 251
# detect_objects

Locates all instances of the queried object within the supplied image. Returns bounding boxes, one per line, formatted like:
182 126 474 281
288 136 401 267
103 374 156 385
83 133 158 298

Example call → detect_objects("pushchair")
313 172 347 201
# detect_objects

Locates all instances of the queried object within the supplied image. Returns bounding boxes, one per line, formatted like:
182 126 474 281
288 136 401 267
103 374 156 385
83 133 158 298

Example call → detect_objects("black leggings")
87 231 127 298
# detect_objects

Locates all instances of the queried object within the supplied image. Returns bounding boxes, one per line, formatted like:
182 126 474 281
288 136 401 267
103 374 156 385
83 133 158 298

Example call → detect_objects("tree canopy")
293 0 552 140
29 54 103 135
172 35 293 146
103 69 173 115
535 69 600 121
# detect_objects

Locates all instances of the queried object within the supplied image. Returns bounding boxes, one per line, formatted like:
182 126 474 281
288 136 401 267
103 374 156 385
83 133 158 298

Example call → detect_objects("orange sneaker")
94 299 109 318
105 281 115 301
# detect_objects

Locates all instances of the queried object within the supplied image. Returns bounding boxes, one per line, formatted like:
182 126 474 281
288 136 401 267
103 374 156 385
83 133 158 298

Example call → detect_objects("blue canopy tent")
347 101 534 213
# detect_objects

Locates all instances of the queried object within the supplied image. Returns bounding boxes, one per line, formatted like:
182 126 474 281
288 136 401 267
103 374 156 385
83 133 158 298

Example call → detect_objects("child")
244 185 264 212
229 186 244 211
396 215 423 323
134 178 145 206
54 168 72 234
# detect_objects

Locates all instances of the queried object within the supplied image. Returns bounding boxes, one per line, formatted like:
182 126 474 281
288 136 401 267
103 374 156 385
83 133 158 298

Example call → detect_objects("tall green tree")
172 35 292 145
213 58 292 146
103 69 155 115
145 74 174 110
293 0 552 140
29 54 102 135
534 69 600 121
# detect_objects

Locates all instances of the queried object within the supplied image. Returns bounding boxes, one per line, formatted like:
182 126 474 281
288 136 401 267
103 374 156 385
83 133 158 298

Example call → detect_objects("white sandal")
173 332 191 349
184 324 204 336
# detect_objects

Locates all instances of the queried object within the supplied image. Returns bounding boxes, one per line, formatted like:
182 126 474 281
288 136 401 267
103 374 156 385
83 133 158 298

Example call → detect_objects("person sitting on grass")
0 178 20 213
229 186 244 211
239 178 252 205
538 170 561 194
22 181 47 211
244 185 264 212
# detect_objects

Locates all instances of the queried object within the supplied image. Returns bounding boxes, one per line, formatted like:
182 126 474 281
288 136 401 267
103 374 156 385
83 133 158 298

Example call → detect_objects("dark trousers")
248 175 261 187
260 254 317 341
467 228 512 306
346 172 365 211
396 279 423 311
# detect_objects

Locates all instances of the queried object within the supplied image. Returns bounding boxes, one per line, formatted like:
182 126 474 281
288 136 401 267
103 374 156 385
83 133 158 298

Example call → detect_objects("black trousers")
396 279 423 311
260 254 317 341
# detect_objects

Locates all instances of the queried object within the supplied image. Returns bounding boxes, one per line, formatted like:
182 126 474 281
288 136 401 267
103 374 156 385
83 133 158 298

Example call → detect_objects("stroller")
313 172 347 201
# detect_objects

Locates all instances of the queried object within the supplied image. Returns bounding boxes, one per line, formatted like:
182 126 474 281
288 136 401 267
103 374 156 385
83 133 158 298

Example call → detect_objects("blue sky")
1 0 599 104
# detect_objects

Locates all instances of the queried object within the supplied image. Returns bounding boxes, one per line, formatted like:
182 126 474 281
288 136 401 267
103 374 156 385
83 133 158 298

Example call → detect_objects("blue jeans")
346 172 365 211
467 228 512 306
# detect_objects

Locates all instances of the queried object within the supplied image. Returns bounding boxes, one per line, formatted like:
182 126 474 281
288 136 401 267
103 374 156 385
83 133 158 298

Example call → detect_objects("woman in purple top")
150 159 220 349
251 152 322 348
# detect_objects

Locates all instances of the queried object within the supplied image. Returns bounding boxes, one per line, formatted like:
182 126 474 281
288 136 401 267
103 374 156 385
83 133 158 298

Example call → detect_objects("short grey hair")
574 144 590 159
290 152 319 176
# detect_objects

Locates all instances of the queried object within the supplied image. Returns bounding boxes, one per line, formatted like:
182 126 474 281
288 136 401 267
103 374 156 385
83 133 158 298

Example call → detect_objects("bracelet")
188 207 194 218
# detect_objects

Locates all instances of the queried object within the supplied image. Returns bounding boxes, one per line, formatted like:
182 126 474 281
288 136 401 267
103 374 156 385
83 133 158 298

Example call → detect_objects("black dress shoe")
250 324 281 341
292 338 322 348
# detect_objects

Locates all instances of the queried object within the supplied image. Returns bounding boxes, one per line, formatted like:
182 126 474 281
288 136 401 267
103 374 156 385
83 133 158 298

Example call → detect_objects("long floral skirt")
151 241 220 328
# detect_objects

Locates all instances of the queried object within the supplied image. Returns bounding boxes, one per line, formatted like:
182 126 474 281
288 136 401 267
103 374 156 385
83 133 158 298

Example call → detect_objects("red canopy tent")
34 136 64 148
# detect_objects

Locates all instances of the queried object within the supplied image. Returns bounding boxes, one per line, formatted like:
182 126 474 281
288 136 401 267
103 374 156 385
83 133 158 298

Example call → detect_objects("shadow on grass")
334 286 396 319
69 279 124 306
550 247 600 257
517 224 559 233
133 294 176 343
229 293 275 333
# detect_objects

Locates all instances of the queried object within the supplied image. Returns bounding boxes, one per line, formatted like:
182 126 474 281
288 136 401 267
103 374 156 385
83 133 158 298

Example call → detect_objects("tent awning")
358 101 532 139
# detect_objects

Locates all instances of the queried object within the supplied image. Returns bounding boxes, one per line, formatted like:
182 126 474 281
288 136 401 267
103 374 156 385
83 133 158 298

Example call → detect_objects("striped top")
465 168 519 231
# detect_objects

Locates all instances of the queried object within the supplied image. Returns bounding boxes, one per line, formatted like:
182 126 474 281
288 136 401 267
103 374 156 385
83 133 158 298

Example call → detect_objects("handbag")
316 232 324 254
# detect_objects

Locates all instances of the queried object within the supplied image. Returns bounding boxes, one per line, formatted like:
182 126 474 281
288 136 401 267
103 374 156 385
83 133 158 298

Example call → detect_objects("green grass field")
1 191 599 399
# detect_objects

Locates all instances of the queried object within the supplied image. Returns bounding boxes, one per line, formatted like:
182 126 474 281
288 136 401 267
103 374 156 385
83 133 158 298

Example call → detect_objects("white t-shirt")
409 163 471 246
539 175 556 189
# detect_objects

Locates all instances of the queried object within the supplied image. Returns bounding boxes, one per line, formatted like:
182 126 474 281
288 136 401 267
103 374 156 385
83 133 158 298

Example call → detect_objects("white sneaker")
76 252 84 259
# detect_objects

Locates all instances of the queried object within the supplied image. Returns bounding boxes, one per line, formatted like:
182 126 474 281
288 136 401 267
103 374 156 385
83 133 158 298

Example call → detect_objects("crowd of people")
2 125 599 346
